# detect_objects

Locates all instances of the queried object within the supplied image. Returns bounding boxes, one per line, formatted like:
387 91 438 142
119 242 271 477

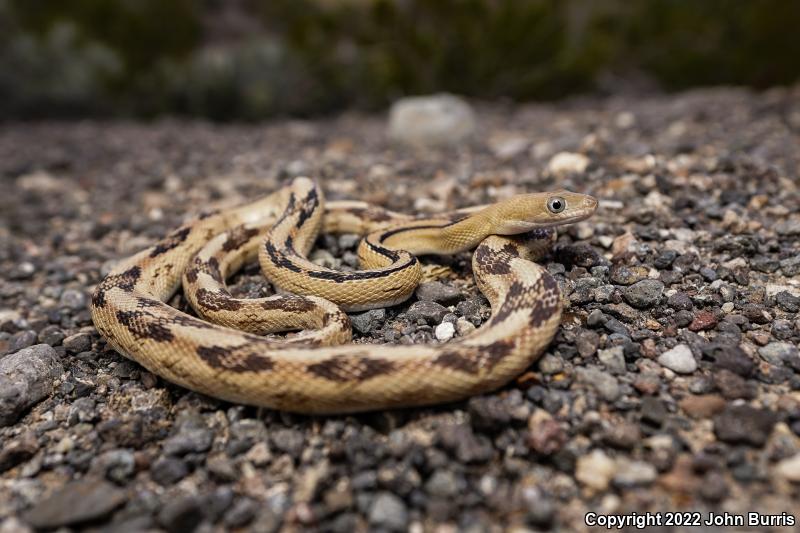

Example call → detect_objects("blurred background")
1 0 799 121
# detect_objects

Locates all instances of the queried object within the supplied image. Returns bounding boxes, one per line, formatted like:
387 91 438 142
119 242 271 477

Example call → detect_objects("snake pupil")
548 197 565 213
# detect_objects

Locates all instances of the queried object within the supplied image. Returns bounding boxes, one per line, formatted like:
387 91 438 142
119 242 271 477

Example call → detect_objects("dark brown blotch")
260 296 316 313
306 355 395 382
434 351 481 374
222 226 261 252
115 310 174 342
196 345 274 372
150 227 191 257
195 288 242 312
474 245 512 275
91 266 142 308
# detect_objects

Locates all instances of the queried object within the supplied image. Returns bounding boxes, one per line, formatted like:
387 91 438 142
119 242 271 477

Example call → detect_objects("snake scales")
90 177 597 413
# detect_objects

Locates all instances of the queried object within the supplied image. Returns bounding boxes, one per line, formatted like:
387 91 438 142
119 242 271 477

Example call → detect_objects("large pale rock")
388 94 475 146
0 344 63 426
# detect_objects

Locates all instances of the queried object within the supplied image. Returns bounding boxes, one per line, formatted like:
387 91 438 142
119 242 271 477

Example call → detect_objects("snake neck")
377 209 495 256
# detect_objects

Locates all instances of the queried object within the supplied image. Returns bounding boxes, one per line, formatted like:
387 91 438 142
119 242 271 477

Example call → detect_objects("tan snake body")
90 178 597 413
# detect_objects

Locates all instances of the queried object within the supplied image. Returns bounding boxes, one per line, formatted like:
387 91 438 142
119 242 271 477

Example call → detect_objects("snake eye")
547 196 566 213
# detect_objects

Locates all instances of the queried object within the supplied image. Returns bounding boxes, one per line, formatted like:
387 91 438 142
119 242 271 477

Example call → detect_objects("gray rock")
63 332 92 353
407 301 449 324
597 346 626 374
714 404 777 446
622 279 664 308
0 344 63 426
368 492 409 531
415 281 465 305
38 325 66 346
425 470 460 498
22 478 127 528
434 321 455 341
93 449 136 483
667 291 693 311
780 255 800 276
349 309 386 335
8 330 38 353
388 94 475 146
759 342 798 366
151 457 189 486
162 416 213 456
657 344 697 374
60 289 88 310
271 428 304 458
157 495 204 533
576 366 620 402
775 219 800 235
775 291 800 312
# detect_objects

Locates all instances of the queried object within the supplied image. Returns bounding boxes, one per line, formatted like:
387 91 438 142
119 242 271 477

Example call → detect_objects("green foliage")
0 0 798 120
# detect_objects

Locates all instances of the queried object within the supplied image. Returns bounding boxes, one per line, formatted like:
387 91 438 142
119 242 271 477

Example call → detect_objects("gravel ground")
1 86 800 532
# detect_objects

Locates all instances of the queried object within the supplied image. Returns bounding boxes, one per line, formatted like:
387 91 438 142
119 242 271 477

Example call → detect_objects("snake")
90 177 597 414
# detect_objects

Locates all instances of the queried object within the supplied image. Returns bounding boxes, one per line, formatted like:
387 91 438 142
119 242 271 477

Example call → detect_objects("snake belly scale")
90 177 597 414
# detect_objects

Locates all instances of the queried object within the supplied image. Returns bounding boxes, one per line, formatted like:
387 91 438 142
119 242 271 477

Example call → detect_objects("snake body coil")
91 178 597 413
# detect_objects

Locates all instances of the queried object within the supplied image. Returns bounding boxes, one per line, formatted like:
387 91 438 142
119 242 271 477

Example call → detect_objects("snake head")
492 190 598 234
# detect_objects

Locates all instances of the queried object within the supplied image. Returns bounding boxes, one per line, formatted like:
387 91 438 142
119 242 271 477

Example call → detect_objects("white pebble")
547 151 590 176
657 344 697 374
435 322 456 342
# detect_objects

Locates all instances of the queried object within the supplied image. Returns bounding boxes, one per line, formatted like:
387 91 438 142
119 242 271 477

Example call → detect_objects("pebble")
8 330 37 353
657 344 697 374
162 418 213 456
455 318 476 336
597 346 626 374
622 279 664 308
679 394 726 419
406 301 449 324
613 460 657 488
38 325 66 346
775 453 800 482
434 321 455 341
415 281 464 305
547 152 590 175
575 449 616 490
63 332 92 354
688 310 718 331
157 495 204 533
22 479 127 529
59 289 88 310
0 344 63 426
151 457 190 486
774 291 800 312
610 265 648 285
758 342 798 366
714 404 777 446
368 492 409 531
349 309 386 335
576 366 620 401
388 94 475 146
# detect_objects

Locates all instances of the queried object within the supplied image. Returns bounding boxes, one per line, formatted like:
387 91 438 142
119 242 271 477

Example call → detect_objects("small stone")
610 265 648 285
538 353 564 374
555 243 601 268
527 410 567 455
162 419 213 456
775 453 800 482
576 449 615 490
8 330 38 353
157 495 204 533
576 366 620 401
425 470 460 497
688 310 718 331
703 343 754 377
597 346 626 374
38 325 66 346
0 432 38 473
60 289 88 310
271 428 304 458
775 291 800 312
0 344 63 426
714 404 777 446
368 492 408 532
455 318 475 336
775 218 800 235
576 329 600 357
468 396 511 433
679 394 726 419
759 342 798 366
434 322 455 342
349 309 385 335
224 498 258 528
22 479 126 529
151 457 189 486
548 151 590 176
388 94 475 146
415 282 464 305
613 460 657 488
713 369 754 400
654 250 678 269
63 332 92 354
640 396 667 427
622 279 664 308
93 449 136 483
406 301 448 324
657 344 697 374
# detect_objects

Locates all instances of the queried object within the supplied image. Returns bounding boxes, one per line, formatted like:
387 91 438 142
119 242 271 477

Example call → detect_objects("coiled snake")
91 177 597 413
